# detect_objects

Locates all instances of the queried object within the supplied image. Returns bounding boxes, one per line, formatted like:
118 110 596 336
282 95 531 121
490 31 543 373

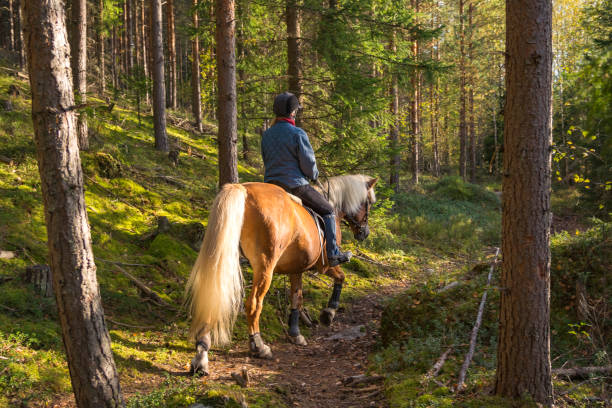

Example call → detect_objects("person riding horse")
261 92 352 267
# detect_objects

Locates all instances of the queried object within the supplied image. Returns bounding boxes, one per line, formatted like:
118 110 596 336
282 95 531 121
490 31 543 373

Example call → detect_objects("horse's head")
342 177 377 242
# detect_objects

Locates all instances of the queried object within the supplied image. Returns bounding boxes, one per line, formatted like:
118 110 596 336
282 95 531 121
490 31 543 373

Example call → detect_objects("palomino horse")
186 174 377 375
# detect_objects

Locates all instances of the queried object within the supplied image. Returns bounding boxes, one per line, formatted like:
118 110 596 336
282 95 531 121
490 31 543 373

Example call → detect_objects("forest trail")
200 283 408 408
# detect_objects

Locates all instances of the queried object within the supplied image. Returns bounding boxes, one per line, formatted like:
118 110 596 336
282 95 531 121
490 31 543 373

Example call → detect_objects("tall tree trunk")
166 0 177 109
23 0 124 406
215 0 239 186
469 88 475 181
389 33 400 192
431 81 440 178
495 0 553 404
17 0 26 69
151 0 168 151
111 27 117 90
8 0 15 51
127 0 134 72
192 0 203 132
468 2 476 182
458 0 467 180
98 0 105 95
286 0 303 126
411 0 420 185
140 0 149 104
70 0 88 149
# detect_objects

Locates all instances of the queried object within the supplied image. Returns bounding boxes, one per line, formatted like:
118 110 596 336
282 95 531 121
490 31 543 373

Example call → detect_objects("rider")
261 92 352 267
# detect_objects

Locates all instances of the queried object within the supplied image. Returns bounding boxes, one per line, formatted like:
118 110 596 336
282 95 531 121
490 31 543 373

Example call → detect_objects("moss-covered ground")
0 65 609 407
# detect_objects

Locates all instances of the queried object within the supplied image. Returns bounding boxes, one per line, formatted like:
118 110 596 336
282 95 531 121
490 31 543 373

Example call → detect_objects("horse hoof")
250 344 273 359
319 307 336 326
189 362 209 377
289 334 307 346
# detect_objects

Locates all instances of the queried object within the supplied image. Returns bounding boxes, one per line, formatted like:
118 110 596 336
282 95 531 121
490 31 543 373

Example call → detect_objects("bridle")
342 199 371 230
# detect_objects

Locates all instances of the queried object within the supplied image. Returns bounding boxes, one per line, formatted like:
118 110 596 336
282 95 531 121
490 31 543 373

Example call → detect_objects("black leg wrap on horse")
328 283 343 309
249 333 265 351
195 333 211 352
288 309 300 337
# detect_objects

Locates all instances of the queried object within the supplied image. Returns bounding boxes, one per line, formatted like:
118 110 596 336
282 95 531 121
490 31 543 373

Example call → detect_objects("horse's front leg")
190 330 211 376
288 273 307 346
320 266 345 326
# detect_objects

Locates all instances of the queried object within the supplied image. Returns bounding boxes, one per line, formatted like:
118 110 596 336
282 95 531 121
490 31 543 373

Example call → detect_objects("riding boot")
323 214 352 267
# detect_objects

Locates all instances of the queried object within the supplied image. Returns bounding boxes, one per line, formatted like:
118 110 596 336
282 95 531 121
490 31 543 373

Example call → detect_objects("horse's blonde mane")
316 174 376 216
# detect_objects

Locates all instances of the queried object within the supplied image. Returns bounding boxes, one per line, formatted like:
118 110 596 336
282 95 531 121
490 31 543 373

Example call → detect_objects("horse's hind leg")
245 264 274 359
288 273 307 346
190 329 211 376
320 266 345 326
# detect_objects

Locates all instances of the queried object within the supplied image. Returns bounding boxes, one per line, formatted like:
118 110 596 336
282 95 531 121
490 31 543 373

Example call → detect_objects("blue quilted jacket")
261 121 319 188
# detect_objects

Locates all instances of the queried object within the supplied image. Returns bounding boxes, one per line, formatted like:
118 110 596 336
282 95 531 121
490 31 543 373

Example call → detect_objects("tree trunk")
458 0 467 180
17 0 26 70
468 2 476 182
166 0 177 109
140 0 149 104
495 0 553 404
8 0 15 51
151 0 168 151
98 0 105 95
389 33 400 192
411 0 420 185
286 0 303 126
70 0 88 149
192 0 203 132
215 0 239 186
127 0 134 73
111 27 118 90
22 0 124 406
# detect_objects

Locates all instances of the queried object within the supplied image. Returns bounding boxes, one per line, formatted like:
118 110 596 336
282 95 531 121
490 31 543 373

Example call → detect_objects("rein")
342 199 371 230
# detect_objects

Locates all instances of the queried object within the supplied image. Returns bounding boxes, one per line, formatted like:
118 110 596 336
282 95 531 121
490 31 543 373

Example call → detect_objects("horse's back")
239 182 321 273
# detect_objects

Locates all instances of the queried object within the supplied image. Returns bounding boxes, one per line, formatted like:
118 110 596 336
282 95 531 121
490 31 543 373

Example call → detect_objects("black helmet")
273 92 301 117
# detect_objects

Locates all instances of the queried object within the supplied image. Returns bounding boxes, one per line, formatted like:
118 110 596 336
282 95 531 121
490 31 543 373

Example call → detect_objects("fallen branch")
425 347 453 380
98 258 152 267
0 156 14 166
105 318 156 330
0 304 17 313
553 365 612 379
354 249 393 268
343 374 385 387
300 308 314 327
115 266 176 310
437 281 460 293
155 174 187 189
456 247 500 392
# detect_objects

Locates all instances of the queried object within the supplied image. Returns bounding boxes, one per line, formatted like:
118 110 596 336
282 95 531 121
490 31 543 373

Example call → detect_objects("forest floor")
0 63 609 408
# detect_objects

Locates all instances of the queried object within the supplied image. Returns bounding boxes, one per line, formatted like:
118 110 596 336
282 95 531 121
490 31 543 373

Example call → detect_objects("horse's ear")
366 177 378 189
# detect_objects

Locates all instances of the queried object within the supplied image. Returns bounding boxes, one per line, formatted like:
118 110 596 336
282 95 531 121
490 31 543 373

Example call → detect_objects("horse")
185 174 377 375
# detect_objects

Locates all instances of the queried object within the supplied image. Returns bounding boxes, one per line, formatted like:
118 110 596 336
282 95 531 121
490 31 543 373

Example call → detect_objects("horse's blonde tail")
186 183 247 346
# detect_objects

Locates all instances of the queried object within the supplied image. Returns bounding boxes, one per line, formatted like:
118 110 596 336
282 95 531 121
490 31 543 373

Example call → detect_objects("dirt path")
204 284 406 408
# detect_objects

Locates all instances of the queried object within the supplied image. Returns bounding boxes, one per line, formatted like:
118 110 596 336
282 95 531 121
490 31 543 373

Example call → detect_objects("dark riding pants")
269 182 333 217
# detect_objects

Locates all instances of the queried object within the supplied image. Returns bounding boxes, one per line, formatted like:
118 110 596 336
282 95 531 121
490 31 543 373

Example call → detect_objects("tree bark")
111 26 118 90
23 0 124 406
495 0 553 404
389 32 400 192
151 0 168 151
140 0 149 104
8 0 15 51
468 2 476 182
166 0 177 109
98 0 105 95
17 0 26 69
69 0 88 149
192 0 203 132
458 0 467 180
215 0 239 186
286 0 303 126
411 0 420 185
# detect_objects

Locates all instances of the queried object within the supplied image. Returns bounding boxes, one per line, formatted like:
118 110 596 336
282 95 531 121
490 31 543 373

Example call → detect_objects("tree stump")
24 264 53 297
